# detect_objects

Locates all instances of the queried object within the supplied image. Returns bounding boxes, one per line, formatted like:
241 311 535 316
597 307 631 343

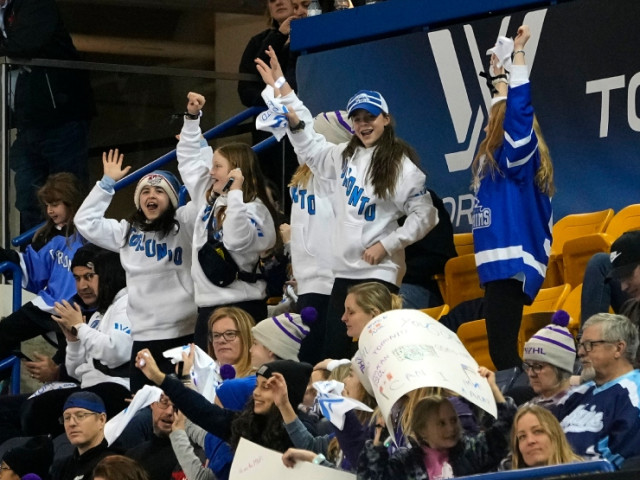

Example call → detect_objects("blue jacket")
472 75 552 302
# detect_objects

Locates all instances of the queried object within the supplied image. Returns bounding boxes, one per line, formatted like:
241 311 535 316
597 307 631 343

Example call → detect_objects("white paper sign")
230 438 355 480
357 309 497 433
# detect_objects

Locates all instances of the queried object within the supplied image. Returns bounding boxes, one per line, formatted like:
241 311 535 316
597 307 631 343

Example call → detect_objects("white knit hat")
252 307 317 361
134 170 181 210
523 310 576 373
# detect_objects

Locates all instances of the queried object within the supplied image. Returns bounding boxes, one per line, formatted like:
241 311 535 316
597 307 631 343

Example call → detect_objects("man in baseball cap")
581 230 640 325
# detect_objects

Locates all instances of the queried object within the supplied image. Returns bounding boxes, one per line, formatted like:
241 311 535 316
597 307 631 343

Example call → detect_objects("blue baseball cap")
346 90 389 118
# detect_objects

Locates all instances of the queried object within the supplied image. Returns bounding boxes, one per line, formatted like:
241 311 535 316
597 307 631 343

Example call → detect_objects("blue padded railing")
456 460 614 480
0 261 25 394
11 106 277 247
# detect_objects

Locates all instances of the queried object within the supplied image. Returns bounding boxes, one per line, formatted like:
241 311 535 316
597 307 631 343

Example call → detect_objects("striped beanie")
523 310 576 373
252 307 317 361
134 170 181 209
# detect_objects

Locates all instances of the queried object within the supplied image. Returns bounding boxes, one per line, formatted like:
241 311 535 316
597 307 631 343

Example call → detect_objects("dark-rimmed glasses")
209 330 240 343
577 339 613 352
522 362 547 374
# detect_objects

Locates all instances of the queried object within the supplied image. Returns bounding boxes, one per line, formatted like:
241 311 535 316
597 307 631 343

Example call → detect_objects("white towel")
314 380 373 430
255 85 290 140
163 345 221 403
104 385 162 445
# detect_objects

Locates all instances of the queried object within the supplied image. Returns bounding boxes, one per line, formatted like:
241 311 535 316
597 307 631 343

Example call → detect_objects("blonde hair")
472 101 554 196
409 395 459 447
288 164 314 189
347 282 403 317
510 405 582 469
207 307 255 378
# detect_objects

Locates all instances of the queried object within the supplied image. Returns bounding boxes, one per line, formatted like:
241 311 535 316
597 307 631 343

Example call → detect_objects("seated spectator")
135 348 312 456
508 405 581 469
250 309 315 367
92 455 149 480
554 312 640 468
20 245 131 438
581 231 640 324
522 310 576 408
0 436 53 480
357 368 515 479
0 173 85 370
51 392 115 480
126 393 190 479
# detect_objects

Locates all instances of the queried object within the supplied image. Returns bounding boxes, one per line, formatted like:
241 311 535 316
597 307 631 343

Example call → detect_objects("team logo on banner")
428 9 548 173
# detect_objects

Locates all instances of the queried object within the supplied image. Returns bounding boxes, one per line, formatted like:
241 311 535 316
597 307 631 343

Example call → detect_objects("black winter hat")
3 435 53 478
256 360 312 408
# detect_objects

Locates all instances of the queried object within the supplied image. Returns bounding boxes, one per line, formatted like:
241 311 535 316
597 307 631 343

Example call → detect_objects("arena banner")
296 0 640 231
357 309 497 437
231 438 355 480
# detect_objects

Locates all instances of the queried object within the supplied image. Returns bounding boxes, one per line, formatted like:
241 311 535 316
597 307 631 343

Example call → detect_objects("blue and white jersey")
472 65 552 302
22 232 85 313
554 369 640 468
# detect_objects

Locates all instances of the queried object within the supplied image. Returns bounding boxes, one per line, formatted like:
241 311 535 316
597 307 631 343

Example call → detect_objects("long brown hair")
207 307 255 378
92 455 150 480
510 405 582 469
341 115 421 200
211 143 283 252
472 101 554 196
34 172 84 245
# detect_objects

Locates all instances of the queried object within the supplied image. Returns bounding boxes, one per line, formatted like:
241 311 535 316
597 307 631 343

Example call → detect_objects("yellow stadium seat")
562 204 640 287
437 254 483 309
518 284 572 353
543 209 614 288
453 233 474 256
560 284 583 338
457 319 496 371
420 304 450 321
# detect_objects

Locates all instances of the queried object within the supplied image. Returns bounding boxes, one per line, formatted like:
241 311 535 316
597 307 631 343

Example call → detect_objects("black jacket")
1 0 95 128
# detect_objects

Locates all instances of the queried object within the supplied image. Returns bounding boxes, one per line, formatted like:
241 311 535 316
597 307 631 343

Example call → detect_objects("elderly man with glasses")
553 312 640 469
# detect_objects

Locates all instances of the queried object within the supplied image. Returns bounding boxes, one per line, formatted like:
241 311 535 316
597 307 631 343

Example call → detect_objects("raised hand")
135 348 166 385
186 92 205 115
255 46 284 87
102 148 131 182
514 25 530 50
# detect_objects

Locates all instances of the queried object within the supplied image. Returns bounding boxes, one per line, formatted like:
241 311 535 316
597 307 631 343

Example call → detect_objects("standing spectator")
0 0 94 233
52 392 114 480
471 25 554 370
256 47 438 360
74 149 197 392
554 313 640 468
177 92 279 351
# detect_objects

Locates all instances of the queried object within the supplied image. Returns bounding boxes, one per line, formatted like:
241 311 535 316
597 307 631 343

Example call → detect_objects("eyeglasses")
59 411 100 425
209 330 240 343
577 339 613 352
522 362 547 374
155 396 176 411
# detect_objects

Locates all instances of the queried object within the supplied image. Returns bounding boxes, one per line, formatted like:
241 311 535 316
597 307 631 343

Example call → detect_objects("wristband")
274 76 286 89
312 453 326 465
183 111 202 120
513 50 525 56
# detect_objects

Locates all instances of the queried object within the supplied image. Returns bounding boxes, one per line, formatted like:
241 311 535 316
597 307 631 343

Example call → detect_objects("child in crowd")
358 368 515 479
286 110 352 364
75 149 197 392
507 405 582 469
255 46 439 360
177 92 279 350
471 25 554 370
0 172 85 365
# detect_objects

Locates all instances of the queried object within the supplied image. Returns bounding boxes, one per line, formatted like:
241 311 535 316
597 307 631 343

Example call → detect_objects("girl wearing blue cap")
75 149 197 392
256 47 439 359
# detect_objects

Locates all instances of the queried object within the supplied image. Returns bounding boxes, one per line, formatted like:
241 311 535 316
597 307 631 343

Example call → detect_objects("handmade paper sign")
230 438 355 480
357 309 497 436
